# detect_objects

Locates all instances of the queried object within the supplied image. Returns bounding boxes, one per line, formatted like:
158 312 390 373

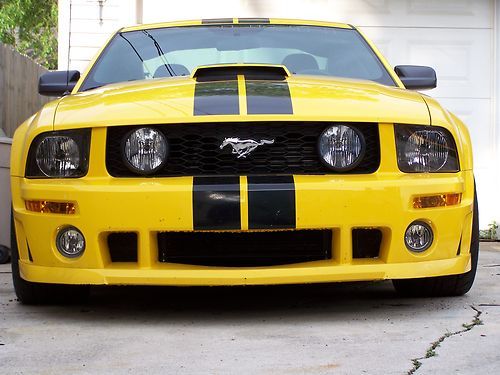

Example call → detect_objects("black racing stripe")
201 18 234 24
243 67 287 81
247 176 296 229
245 79 293 115
193 176 241 230
194 73 239 115
238 18 270 24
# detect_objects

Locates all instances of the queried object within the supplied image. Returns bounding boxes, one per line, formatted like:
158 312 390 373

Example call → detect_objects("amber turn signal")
413 193 461 209
25 200 76 214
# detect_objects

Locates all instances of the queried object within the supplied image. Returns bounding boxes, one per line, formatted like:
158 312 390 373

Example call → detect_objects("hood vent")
192 64 290 81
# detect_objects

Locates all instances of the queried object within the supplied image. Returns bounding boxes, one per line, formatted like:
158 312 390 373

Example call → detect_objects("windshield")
80 24 395 91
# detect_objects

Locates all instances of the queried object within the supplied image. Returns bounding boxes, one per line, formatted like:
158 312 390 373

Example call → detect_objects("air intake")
192 64 290 80
107 232 138 262
352 229 382 259
158 230 332 267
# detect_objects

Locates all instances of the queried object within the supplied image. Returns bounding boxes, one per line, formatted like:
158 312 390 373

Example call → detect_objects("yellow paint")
240 176 249 231
268 18 352 29
18 255 470 286
51 76 431 133
10 19 476 286
237 74 248 115
120 18 351 33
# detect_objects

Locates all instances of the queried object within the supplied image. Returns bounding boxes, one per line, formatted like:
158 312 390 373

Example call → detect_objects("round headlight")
36 136 80 177
404 130 449 172
123 128 168 175
56 226 86 258
318 125 365 171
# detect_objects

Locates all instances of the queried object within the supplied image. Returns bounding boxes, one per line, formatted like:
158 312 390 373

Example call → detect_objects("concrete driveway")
1 243 499 375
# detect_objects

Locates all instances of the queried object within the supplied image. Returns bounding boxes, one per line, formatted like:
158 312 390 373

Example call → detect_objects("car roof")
121 18 354 32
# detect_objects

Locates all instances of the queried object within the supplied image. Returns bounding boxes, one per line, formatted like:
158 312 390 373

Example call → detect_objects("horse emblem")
220 137 275 158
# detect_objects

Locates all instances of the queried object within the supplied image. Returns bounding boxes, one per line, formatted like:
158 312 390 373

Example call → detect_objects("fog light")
405 221 433 252
56 226 85 258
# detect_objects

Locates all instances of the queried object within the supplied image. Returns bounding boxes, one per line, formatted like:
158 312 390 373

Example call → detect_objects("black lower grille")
157 230 332 267
106 122 380 177
352 229 382 259
107 232 138 262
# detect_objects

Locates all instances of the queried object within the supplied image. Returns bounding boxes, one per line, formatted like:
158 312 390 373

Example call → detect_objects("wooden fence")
0 43 50 138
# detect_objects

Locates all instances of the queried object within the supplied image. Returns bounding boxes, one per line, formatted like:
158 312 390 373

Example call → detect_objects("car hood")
54 75 430 129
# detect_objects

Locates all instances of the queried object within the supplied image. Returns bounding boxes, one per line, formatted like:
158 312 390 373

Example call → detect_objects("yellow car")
10 18 478 304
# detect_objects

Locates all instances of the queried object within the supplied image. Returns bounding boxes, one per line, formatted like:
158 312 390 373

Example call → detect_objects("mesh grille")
106 122 380 177
158 230 332 267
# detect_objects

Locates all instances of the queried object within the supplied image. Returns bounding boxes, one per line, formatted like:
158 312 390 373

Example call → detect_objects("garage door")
141 0 497 226
351 0 495 227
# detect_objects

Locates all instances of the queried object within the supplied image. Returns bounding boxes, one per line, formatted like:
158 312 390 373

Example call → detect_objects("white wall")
58 0 139 72
58 0 500 229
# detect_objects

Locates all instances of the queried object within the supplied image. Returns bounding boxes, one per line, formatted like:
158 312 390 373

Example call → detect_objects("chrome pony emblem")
220 137 275 158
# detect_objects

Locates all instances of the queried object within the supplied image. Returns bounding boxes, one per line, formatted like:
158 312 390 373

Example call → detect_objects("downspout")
136 0 143 24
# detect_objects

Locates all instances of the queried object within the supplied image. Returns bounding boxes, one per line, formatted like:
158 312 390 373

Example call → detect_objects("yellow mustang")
10 18 478 304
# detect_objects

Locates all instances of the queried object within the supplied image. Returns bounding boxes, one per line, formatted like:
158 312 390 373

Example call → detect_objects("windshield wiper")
119 33 153 79
142 30 176 77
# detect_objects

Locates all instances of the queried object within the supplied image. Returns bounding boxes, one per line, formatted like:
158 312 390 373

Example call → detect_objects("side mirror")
38 70 81 97
394 65 437 90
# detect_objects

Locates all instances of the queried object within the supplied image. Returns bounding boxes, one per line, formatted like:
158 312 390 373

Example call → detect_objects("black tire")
393 188 479 297
10 211 90 305
0 245 10 264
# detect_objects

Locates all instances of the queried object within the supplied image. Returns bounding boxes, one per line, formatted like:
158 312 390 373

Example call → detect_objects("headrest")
282 54 319 74
153 64 190 78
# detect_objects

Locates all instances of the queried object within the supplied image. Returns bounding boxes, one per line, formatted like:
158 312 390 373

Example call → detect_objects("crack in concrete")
407 305 483 375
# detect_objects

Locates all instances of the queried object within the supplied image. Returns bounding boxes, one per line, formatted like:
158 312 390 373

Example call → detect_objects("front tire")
10 211 89 305
393 189 479 297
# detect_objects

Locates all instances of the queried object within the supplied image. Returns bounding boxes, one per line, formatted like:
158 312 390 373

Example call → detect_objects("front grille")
157 230 332 267
106 122 380 177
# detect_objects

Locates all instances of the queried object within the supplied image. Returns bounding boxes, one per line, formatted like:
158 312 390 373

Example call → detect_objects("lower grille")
107 232 138 262
352 229 382 259
158 230 332 267
106 122 380 177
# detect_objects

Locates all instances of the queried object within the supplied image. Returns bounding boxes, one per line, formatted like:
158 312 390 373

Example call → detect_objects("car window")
80 25 395 91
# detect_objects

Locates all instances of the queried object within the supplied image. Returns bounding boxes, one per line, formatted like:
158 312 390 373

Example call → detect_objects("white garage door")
351 0 496 228
140 0 500 227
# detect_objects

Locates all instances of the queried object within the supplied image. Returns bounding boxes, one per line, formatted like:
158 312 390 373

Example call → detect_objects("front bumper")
11 171 475 286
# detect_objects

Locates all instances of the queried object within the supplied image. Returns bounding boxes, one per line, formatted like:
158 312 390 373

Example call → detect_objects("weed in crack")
407 305 482 375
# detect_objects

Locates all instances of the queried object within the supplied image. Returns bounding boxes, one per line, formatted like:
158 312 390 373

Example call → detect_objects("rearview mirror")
38 70 81 97
394 65 437 90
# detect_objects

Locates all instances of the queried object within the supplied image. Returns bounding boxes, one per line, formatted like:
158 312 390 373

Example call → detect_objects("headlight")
26 130 91 178
318 125 365 171
395 125 459 173
122 127 168 175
